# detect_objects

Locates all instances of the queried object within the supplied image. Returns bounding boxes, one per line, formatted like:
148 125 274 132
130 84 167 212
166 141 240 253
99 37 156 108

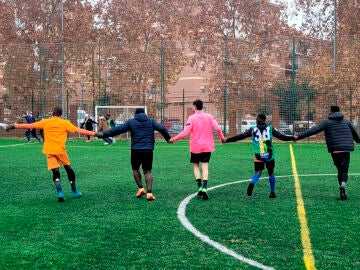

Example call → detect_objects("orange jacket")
15 117 95 155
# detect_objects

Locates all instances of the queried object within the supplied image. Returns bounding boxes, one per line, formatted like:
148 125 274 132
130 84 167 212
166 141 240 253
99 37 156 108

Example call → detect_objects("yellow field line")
289 144 317 270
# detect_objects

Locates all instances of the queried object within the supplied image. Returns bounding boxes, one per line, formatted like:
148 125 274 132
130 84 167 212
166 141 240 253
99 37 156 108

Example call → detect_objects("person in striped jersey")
226 114 295 198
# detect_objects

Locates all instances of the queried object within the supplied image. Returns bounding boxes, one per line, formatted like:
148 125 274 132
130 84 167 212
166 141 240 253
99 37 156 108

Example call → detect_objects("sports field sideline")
0 138 359 270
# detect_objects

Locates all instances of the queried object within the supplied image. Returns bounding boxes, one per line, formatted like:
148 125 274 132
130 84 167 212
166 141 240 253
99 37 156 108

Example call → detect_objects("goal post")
94 105 147 136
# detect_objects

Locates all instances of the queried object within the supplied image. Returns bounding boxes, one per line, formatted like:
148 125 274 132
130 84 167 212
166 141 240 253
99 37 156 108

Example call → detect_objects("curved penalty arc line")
177 178 275 270
177 173 360 270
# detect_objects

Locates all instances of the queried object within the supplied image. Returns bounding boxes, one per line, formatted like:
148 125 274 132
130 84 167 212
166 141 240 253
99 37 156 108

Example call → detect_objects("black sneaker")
340 187 347 201
269 192 277 198
247 183 255 196
196 188 203 198
202 190 209 200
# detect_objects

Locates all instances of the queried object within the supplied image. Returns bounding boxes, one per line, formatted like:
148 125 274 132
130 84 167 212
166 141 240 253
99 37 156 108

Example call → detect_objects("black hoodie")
297 112 360 152
102 113 170 150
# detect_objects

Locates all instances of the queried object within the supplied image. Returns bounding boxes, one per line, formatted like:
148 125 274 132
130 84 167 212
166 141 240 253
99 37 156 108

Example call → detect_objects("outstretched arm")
152 120 171 142
211 118 226 142
226 129 252 143
14 123 35 129
5 123 34 131
272 128 295 141
102 122 129 138
76 128 95 136
349 123 360 143
170 122 191 143
297 121 327 140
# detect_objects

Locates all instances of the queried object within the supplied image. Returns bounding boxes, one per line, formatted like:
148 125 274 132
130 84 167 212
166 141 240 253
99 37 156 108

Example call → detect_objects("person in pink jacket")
170 99 225 200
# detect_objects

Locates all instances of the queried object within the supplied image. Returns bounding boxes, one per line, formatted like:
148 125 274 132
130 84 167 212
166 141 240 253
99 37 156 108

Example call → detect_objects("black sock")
202 180 208 189
196 179 202 188
147 190 152 193
70 181 77 192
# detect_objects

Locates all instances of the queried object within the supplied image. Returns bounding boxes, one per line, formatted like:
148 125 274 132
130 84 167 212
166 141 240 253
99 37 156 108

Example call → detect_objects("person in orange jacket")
5 106 96 202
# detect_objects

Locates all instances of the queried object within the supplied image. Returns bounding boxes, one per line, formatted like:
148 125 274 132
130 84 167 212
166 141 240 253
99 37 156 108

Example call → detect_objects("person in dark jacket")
226 114 295 198
295 106 360 200
95 108 171 201
80 115 97 142
24 114 42 143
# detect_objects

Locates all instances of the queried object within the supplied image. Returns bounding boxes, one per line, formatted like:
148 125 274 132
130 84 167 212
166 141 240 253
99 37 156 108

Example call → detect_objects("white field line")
0 143 27 148
177 174 360 269
177 179 275 270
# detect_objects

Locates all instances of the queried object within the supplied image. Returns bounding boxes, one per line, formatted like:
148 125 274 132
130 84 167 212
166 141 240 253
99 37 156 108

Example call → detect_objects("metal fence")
1 35 359 140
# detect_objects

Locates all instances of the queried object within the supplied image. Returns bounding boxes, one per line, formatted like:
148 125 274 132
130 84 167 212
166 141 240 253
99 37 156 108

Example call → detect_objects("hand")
95 132 103 138
5 124 15 132
221 138 226 144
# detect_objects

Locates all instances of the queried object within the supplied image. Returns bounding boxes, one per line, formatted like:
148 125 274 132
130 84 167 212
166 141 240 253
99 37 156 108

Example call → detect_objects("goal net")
94 105 147 139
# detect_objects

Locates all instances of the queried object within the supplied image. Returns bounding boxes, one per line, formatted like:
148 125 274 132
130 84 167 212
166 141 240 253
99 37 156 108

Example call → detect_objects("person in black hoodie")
95 108 171 201
296 106 360 200
226 114 295 198
80 115 97 142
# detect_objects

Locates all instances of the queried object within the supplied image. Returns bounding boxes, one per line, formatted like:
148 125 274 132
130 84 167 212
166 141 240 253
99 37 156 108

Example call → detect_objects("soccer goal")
94 105 147 138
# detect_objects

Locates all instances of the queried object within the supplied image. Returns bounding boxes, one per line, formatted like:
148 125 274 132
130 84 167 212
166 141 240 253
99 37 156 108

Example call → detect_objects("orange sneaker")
146 193 156 201
136 188 146 198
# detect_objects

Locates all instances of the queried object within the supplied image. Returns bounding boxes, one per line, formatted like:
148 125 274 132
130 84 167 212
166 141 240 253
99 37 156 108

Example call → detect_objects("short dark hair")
330 106 340 113
53 107 62 117
193 99 203 110
256 114 266 122
135 108 145 114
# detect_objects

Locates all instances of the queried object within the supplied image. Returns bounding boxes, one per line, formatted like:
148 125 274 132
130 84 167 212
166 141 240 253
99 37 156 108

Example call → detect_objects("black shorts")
254 159 275 174
190 152 211 164
331 152 350 170
131 149 153 171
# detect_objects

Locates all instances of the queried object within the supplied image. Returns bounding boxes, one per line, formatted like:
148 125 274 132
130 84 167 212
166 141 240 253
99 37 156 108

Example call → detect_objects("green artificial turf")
0 138 359 269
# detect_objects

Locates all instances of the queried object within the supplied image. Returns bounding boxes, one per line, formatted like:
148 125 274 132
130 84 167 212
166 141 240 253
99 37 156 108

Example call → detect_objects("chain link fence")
1 35 359 140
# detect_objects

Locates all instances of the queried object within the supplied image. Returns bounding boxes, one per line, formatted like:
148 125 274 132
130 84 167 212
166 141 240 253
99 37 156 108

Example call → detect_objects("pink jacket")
170 110 225 153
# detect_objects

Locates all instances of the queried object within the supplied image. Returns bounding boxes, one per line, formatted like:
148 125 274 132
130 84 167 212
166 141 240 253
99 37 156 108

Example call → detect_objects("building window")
200 84 205 93
69 66 75 74
51 66 58 76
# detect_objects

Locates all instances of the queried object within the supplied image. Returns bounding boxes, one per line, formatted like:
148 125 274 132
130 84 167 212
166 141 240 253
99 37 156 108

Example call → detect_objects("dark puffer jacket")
297 112 360 152
102 113 170 150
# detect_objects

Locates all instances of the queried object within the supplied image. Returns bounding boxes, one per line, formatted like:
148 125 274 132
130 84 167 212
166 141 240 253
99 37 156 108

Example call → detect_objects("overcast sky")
272 0 304 29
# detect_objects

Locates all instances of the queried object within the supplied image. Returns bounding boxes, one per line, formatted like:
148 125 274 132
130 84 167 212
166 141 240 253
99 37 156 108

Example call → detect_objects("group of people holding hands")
4 100 359 203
